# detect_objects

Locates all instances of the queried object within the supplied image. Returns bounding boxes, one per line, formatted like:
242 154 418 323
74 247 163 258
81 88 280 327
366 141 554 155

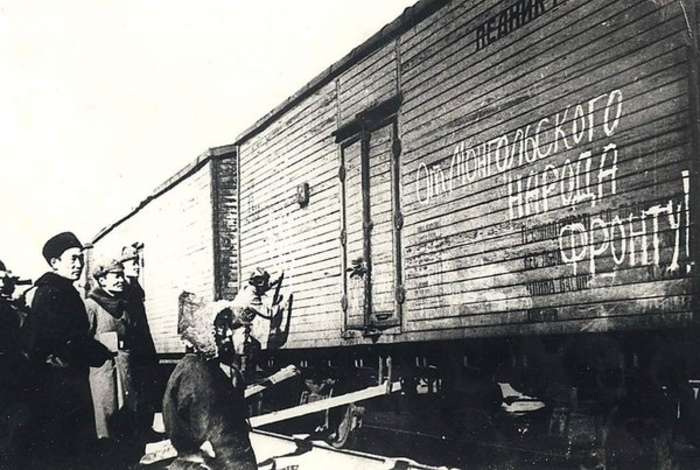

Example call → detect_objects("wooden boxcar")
90 145 239 357
92 0 700 463
234 0 700 353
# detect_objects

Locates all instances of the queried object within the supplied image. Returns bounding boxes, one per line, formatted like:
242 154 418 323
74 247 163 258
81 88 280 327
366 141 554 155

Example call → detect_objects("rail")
141 429 458 470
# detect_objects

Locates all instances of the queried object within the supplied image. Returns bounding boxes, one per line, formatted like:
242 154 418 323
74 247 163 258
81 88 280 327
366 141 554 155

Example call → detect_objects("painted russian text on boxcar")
475 0 567 51
413 81 692 291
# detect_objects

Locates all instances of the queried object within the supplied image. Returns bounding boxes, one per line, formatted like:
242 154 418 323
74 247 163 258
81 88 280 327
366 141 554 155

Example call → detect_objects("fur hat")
42 232 83 263
179 299 246 359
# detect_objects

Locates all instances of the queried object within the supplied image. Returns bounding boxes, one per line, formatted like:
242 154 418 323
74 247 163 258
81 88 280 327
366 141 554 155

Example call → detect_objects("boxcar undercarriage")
247 330 700 469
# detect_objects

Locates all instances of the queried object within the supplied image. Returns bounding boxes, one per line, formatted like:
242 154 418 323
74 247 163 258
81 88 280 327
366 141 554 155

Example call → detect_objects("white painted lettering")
603 89 623 136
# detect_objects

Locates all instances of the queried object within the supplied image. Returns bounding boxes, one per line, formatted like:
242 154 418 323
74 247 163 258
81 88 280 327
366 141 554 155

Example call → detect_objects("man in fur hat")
23 232 114 469
163 301 257 470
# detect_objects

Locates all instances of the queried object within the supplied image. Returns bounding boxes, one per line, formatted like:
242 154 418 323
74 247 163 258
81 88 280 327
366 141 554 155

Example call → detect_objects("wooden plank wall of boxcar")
238 81 342 349
92 162 216 354
399 0 696 342
239 0 696 350
238 38 402 349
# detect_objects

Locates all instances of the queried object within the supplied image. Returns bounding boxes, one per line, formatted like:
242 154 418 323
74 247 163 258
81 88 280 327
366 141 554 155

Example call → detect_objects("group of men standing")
0 231 157 469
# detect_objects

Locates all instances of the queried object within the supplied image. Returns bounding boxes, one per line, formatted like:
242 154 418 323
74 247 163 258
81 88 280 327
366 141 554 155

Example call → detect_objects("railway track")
141 428 456 470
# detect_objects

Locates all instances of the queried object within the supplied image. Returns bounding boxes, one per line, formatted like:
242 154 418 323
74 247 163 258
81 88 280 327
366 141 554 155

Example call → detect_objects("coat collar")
35 271 76 289
88 286 127 319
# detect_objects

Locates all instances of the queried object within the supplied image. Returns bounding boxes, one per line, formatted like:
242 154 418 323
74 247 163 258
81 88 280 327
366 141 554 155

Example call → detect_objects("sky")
0 0 416 279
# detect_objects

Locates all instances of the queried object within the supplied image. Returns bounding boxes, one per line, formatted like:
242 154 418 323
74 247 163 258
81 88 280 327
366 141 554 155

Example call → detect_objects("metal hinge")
392 138 402 158
338 165 346 182
339 229 346 246
341 295 348 312
395 285 406 304
394 212 404 230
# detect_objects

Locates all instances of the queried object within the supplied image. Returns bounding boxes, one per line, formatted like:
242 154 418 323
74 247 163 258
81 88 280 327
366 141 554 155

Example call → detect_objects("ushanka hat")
42 232 83 263
179 299 246 359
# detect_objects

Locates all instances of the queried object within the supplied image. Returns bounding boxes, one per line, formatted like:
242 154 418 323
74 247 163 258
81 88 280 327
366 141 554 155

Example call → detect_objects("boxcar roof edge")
91 143 237 244
233 0 449 147
90 0 448 245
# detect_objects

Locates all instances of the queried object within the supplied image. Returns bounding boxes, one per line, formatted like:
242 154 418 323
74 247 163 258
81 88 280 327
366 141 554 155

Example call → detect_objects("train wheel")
327 404 364 449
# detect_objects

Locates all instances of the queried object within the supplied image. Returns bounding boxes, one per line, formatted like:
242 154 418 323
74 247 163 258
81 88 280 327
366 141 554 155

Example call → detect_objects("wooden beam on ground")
244 364 300 398
249 380 401 428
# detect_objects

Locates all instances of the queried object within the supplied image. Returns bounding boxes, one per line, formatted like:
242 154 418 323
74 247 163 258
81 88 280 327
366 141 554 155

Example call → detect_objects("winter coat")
163 300 256 470
123 279 158 429
86 286 141 440
123 280 157 364
163 355 256 470
22 272 113 468
0 297 30 470
0 296 25 392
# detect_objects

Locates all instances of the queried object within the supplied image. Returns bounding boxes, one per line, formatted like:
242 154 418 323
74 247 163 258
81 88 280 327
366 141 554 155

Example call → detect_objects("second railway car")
89 145 239 357
92 0 700 466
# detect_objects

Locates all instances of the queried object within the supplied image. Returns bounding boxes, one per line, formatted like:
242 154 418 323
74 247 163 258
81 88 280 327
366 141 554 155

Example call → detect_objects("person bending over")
163 301 257 470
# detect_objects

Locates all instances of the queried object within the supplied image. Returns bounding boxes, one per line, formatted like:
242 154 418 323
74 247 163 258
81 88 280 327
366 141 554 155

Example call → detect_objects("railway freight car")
91 0 700 466
89 145 239 358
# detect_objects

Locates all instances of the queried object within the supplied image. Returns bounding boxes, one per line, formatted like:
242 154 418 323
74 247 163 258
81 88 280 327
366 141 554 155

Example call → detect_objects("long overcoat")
23 272 112 468
123 279 158 430
85 287 141 440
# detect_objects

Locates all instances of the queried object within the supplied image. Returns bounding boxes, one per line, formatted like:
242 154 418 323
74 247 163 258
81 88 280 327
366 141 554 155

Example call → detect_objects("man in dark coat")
163 301 257 470
22 232 114 469
120 243 158 438
0 260 31 470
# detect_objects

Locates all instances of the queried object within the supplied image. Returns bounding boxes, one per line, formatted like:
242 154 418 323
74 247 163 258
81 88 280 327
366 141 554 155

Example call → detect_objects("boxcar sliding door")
340 115 404 334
